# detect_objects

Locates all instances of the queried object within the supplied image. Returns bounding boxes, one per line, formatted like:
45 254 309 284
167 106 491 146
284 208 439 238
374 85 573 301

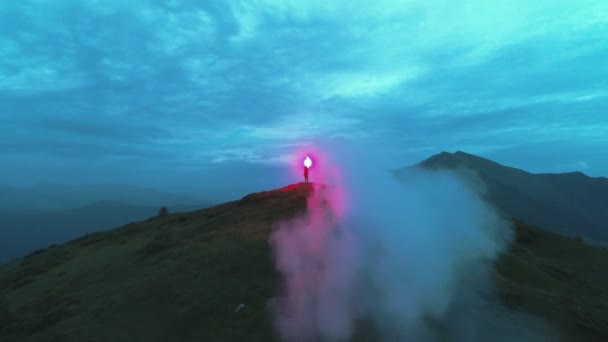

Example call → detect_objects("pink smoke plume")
269 148 354 340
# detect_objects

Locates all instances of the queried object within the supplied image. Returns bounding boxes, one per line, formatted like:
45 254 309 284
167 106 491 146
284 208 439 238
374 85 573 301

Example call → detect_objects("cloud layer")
1 0 607 195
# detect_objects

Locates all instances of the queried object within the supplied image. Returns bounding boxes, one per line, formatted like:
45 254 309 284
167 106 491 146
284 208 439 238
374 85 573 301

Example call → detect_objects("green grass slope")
497 220 608 341
1 183 607 341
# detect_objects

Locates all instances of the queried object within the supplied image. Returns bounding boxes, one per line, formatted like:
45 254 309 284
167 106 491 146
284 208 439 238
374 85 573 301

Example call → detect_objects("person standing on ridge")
303 155 312 183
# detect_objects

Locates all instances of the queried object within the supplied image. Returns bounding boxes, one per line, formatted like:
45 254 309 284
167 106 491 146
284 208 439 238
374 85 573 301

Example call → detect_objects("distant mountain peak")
418 150 511 172
563 171 586 177
407 151 608 242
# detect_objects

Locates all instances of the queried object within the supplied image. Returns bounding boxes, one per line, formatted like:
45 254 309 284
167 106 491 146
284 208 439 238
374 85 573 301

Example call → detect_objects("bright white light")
304 156 313 168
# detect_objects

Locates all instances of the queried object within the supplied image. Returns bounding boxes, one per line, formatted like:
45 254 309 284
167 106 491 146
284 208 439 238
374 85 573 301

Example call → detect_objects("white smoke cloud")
269 149 556 341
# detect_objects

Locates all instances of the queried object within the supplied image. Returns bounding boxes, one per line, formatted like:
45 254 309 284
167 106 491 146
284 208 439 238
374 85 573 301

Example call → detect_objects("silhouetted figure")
304 166 309 183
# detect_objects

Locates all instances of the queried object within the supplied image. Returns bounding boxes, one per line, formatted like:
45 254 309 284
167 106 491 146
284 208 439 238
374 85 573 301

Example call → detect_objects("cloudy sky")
1 0 607 199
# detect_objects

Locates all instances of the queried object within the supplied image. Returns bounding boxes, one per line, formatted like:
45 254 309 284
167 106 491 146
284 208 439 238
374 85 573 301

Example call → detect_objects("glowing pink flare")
304 156 313 168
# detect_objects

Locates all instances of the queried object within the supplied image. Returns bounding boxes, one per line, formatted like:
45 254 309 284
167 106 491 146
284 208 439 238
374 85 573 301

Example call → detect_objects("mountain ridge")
0 183 209 214
0 200 209 264
1 182 607 341
406 151 608 242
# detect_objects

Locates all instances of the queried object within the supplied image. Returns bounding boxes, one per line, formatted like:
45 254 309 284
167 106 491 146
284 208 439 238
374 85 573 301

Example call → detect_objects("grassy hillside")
497 220 608 341
1 183 607 341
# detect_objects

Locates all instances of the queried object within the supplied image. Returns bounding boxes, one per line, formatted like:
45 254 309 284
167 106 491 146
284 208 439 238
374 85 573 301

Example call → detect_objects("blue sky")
1 0 607 199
